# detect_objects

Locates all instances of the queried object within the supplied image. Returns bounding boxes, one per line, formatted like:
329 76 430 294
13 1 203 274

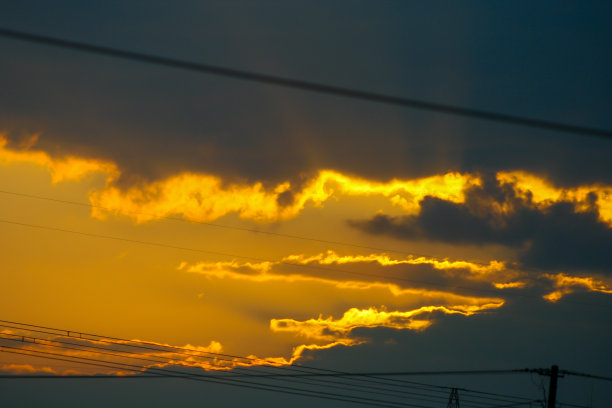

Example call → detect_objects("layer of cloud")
0 134 117 184
89 170 478 223
542 273 612 302
350 174 612 272
0 363 58 375
181 251 506 305
270 304 503 343
0 136 482 222
0 329 259 375
2 1 612 190
182 248 612 304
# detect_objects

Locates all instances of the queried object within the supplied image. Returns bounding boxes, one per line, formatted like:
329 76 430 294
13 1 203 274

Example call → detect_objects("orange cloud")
88 170 479 223
5 134 612 229
283 250 505 275
270 304 503 343
493 281 528 289
0 134 118 183
0 363 58 375
498 171 612 226
542 273 612 302
0 331 237 375
0 330 358 375
183 251 505 305
251 341 360 367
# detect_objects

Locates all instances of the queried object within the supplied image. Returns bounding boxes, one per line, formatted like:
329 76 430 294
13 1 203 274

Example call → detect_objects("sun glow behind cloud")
270 304 503 343
282 250 505 275
542 273 612 302
1 135 611 377
0 135 118 184
181 254 505 304
2 136 612 228
271 310 420 344
498 171 612 226
88 170 480 223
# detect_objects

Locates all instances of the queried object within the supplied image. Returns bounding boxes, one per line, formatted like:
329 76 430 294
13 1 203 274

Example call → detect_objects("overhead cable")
0 27 611 140
0 319 539 406
3 217 612 311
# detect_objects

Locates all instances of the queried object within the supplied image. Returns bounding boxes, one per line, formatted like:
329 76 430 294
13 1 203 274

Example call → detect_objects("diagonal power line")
0 319 541 407
0 345 411 408
3 217 612 311
0 27 611 140
0 188 489 263
9 319 602 407
0 217 511 299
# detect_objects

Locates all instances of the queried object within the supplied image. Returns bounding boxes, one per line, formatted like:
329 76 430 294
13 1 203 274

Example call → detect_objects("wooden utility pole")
547 365 559 408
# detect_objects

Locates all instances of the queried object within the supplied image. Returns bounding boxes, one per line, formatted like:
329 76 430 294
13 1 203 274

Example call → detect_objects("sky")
1 1 612 407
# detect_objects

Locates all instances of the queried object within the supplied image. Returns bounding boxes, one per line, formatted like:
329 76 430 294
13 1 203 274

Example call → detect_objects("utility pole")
547 365 559 408
446 387 460 408
530 365 562 408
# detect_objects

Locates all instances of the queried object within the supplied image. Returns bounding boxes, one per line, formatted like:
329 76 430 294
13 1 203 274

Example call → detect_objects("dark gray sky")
1 1 611 185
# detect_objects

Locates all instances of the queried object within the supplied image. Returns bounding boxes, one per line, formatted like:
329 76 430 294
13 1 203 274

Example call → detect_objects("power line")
6 319 599 408
560 369 612 383
4 188 612 313
0 218 511 299
0 346 416 408
0 321 526 378
0 370 536 406
0 27 611 140
0 345 538 408
0 323 481 407
0 332 525 382
526 367 612 383
3 190 612 311
483 403 538 408
6 340 528 408
3 217 612 311
389 379 536 404
0 189 491 264
0 375 539 408
0 319 540 406
544 403 591 408
0 331 441 404
0 322 428 401
0 332 556 408
0 374 162 379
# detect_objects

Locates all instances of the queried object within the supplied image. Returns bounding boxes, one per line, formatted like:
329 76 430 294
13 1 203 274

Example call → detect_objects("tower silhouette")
447 388 460 408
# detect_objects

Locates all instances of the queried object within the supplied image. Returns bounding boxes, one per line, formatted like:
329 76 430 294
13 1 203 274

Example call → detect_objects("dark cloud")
299 293 612 403
0 2 611 186
3 294 611 407
350 176 612 272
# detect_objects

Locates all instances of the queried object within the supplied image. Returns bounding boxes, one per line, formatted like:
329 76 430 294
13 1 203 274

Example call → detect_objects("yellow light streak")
270 304 504 342
542 273 612 302
183 252 505 305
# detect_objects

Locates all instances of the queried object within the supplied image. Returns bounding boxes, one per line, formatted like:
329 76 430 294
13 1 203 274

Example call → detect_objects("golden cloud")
0 331 235 375
492 281 528 289
183 251 506 305
0 363 58 375
0 330 359 375
88 170 480 223
283 250 505 275
3 135 612 228
0 134 118 183
542 273 612 302
498 171 612 226
270 304 503 343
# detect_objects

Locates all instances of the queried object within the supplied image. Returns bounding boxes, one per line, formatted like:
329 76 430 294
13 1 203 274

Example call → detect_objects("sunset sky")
1 2 611 407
